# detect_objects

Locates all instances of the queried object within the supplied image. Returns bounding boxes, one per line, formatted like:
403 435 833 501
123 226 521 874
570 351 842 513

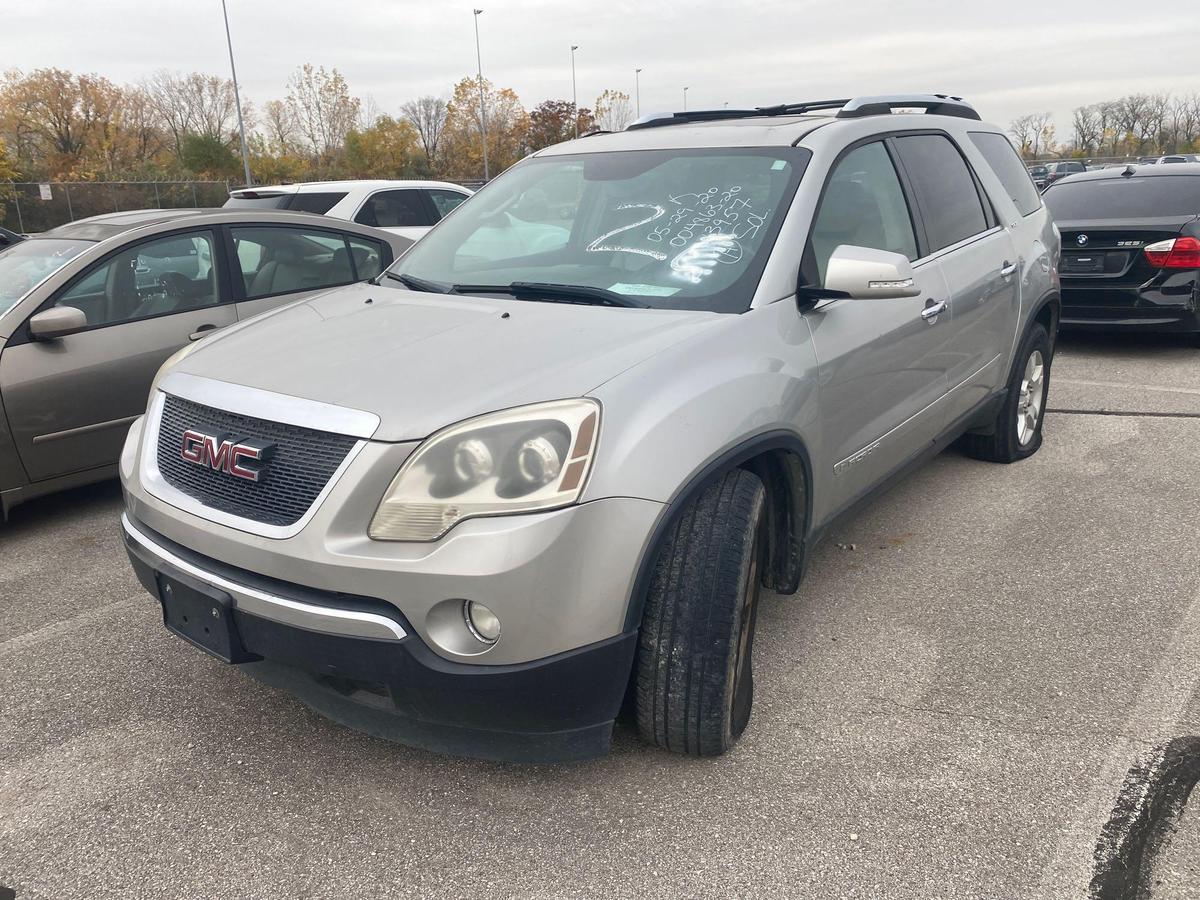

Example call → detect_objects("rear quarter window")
970 132 1042 217
287 192 348 215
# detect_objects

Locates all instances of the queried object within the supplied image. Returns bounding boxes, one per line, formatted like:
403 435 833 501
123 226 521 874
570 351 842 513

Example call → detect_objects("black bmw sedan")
1042 163 1200 340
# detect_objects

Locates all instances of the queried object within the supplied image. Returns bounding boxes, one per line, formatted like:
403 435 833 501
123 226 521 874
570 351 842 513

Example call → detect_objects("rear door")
803 139 954 511
227 224 392 320
0 228 236 481
892 133 1021 422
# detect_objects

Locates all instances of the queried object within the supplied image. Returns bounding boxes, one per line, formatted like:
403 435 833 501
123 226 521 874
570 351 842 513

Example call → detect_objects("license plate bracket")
157 571 259 664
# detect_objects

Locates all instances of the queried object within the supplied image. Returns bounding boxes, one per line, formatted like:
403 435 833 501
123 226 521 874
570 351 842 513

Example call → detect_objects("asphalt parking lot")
2 333 1199 900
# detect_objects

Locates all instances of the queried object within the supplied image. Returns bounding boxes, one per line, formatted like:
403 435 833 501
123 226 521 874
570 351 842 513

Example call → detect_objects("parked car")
224 180 473 241
0 208 411 516
120 94 1059 763
1044 160 1087 186
1154 154 1200 164
1042 163 1200 339
1027 163 1049 190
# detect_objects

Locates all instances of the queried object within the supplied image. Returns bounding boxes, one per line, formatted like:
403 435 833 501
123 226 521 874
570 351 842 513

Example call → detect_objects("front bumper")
124 513 639 762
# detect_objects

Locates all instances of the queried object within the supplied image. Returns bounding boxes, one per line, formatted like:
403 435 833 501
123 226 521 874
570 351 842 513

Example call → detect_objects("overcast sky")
7 0 1200 134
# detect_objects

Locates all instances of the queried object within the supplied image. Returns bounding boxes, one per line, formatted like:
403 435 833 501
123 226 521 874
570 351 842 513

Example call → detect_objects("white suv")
224 180 473 241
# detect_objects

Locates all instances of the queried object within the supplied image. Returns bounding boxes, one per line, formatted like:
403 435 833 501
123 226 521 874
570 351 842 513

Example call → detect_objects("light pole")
571 45 579 139
220 0 252 186
473 9 489 181
635 68 642 118
683 86 689 111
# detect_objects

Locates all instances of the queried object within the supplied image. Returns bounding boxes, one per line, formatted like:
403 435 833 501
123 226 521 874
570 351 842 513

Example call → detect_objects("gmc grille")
156 395 358 527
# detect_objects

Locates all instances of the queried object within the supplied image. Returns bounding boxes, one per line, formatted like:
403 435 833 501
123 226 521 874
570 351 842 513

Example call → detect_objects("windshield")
1044 175 1200 220
384 148 809 312
0 238 92 314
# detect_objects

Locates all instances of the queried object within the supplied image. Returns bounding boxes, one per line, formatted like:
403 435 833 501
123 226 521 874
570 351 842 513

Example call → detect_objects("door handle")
189 324 218 342
920 299 947 322
999 260 1018 278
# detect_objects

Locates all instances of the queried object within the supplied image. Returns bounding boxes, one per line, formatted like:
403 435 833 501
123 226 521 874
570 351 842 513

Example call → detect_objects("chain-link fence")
0 181 234 234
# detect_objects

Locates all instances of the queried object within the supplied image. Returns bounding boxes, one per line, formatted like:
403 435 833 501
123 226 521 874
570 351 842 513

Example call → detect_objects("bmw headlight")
369 398 601 541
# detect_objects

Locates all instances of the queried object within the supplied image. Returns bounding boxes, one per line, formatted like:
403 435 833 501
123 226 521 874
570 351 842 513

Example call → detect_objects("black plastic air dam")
123 517 639 764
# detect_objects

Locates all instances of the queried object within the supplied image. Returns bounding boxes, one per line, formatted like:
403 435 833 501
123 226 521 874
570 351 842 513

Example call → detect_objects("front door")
0 229 235 482
801 140 955 514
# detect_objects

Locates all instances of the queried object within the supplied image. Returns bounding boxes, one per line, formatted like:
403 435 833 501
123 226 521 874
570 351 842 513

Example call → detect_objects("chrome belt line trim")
122 513 407 642
33 414 140 445
158 372 380 439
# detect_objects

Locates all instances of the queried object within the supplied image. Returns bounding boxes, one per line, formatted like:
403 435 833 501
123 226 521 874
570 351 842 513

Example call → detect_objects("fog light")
464 601 501 643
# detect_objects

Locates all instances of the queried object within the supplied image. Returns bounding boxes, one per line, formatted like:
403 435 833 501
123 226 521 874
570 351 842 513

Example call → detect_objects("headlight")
369 398 601 541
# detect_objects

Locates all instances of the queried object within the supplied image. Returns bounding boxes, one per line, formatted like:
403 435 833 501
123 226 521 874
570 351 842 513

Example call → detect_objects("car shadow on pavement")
2 478 123 536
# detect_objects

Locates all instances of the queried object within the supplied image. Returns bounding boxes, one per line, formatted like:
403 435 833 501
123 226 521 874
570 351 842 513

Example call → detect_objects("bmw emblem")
1077 234 1089 246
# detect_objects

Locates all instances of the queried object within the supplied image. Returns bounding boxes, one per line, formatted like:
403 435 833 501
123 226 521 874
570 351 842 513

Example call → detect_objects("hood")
174 282 722 441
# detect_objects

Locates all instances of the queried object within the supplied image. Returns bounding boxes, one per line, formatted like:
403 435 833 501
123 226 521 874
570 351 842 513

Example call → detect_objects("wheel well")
740 448 809 595
1034 295 1060 347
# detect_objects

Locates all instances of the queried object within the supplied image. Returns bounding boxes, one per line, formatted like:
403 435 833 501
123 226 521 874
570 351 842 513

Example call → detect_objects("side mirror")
29 306 89 341
824 245 921 300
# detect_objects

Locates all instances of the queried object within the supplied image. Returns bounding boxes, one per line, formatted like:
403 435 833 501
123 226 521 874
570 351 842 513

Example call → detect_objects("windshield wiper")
451 281 649 308
380 271 452 293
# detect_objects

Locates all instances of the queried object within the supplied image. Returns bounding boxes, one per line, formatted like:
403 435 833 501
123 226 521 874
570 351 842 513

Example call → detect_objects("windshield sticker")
609 282 680 297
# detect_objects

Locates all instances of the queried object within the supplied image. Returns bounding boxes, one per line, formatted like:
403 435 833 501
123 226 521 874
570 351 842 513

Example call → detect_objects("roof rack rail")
835 94 980 121
624 94 978 131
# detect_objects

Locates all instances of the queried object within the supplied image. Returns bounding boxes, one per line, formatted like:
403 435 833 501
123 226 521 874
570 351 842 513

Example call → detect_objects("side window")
808 141 919 285
230 226 356 299
287 192 348 214
894 134 989 252
354 190 433 228
55 230 220 327
346 235 387 281
427 189 469 219
969 132 1042 217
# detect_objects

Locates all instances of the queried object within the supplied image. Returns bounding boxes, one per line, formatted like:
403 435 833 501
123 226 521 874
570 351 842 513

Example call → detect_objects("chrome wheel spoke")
1016 350 1046 447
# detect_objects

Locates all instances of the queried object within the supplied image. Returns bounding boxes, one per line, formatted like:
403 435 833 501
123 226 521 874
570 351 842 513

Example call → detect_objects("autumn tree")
593 90 631 132
440 76 529 180
401 96 447 168
344 115 425 178
285 64 360 165
144 71 247 159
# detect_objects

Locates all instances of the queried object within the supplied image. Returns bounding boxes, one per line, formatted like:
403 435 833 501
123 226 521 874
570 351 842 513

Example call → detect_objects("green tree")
180 133 239 178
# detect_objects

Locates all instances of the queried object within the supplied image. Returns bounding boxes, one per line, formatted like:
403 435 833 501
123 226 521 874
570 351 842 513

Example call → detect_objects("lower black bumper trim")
123 515 638 763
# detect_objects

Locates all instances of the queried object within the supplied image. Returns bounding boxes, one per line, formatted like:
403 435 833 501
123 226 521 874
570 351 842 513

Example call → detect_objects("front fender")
583 300 822 507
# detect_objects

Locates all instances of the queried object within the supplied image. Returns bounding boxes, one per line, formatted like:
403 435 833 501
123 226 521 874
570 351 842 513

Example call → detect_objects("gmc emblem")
180 430 274 482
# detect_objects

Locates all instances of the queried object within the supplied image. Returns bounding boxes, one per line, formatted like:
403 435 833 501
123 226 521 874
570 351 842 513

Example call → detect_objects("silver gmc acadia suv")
119 94 1061 762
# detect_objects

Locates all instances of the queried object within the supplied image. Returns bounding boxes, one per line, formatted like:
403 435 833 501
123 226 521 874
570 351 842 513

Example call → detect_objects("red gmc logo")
180 430 273 482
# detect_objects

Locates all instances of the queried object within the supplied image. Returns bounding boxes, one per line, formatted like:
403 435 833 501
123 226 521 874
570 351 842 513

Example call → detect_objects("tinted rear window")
970 132 1042 217
288 192 347 214
894 134 989 252
1043 176 1200 220
222 191 347 214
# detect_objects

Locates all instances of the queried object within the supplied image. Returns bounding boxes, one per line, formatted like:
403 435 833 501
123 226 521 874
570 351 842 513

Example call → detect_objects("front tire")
635 468 765 757
961 323 1053 463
